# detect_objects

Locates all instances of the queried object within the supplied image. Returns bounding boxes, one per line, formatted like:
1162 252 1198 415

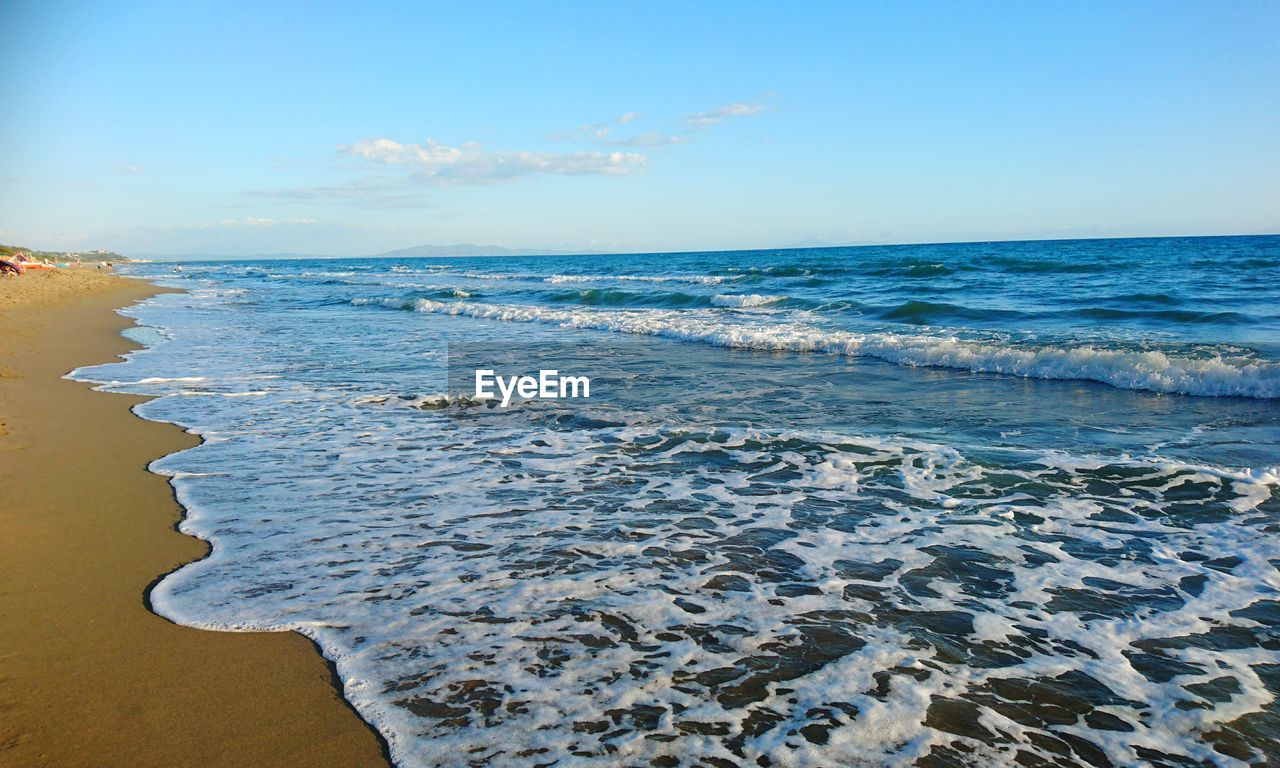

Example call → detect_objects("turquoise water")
78 236 1279 766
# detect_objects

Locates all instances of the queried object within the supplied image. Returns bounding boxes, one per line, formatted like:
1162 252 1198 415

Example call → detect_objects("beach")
0 270 388 767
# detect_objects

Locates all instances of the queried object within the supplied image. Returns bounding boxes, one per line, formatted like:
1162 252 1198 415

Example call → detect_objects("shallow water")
77 236 1279 766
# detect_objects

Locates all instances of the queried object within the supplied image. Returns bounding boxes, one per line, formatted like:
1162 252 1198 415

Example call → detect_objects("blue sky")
2 1 1277 257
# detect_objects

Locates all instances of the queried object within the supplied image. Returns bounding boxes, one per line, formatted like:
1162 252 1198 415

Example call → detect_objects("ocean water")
74 236 1280 767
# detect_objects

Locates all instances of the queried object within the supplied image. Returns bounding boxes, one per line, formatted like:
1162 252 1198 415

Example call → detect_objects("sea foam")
405 299 1280 398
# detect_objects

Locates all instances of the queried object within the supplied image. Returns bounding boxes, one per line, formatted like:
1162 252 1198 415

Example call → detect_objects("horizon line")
120 230 1280 262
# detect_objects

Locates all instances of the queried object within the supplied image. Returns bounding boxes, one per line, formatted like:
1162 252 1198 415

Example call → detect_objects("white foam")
352 297 415 310
137 418 1279 767
450 271 734 285
409 299 1280 398
137 376 207 384
547 273 733 285
711 293 785 308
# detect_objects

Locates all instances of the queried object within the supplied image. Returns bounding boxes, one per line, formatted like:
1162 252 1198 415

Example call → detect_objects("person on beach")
0 258 24 275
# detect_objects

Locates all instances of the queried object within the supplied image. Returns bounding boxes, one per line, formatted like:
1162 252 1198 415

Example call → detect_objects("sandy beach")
0 270 389 767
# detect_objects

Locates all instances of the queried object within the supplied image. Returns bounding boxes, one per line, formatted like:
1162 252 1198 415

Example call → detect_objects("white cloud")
259 99 772 205
340 139 646 184
684 101 766 127
116 165 143 174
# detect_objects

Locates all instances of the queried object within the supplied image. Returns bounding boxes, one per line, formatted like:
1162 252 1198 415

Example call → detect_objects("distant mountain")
373 243 593 258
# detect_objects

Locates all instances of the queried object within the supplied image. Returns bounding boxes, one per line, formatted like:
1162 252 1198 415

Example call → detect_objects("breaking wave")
711 293 786 308
402 299 1280 398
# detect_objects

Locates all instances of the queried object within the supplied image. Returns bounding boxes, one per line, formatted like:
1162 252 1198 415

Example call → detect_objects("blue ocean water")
77 236 1279 766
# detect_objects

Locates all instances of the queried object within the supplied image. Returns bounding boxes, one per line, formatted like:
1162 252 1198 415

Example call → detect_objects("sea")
73 236 1280 767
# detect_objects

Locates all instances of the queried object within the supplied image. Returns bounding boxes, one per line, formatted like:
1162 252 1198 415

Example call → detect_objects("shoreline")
0 271 389 767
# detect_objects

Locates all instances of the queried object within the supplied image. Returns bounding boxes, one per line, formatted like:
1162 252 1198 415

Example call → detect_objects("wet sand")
0 270 389 767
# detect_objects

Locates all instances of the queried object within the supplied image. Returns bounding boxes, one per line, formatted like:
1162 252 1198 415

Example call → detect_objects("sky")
1 1 1278 258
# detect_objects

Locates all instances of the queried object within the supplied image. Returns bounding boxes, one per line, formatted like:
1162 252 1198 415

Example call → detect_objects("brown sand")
0 270 390 767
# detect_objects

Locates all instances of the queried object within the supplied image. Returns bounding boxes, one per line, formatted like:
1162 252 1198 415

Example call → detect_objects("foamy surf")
135 417 1280 768
710 293 786 308
454 271 735 285
406 298 1280 398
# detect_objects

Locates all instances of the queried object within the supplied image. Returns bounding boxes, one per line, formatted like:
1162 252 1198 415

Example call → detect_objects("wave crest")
710 293 785 308
406 299 1280 398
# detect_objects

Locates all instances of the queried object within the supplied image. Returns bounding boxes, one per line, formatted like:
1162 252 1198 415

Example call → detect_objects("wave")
544 288 707 308
352 297 416 310
725 258 1111 278
710 293 785 308
1191 257 1280 270
981 256 1115 274
546 273 733 286
844 298 1260 327
403 299 1280 398
1071 307 1260 325
1091 292 1183 306
873 300 1031 324
453 271 734 286
360 290 789 312
352 392 489 410
722 264 853 277
861 261 963 278
137 376 207 384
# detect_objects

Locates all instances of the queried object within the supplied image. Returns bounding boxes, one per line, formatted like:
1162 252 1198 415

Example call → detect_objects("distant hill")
1 243 126 262
373 243 588 258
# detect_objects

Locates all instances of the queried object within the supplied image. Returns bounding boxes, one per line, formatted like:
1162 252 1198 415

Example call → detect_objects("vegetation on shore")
1 243 127 262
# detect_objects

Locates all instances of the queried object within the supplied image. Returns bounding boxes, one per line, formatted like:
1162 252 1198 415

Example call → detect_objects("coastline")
0 271 389 767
